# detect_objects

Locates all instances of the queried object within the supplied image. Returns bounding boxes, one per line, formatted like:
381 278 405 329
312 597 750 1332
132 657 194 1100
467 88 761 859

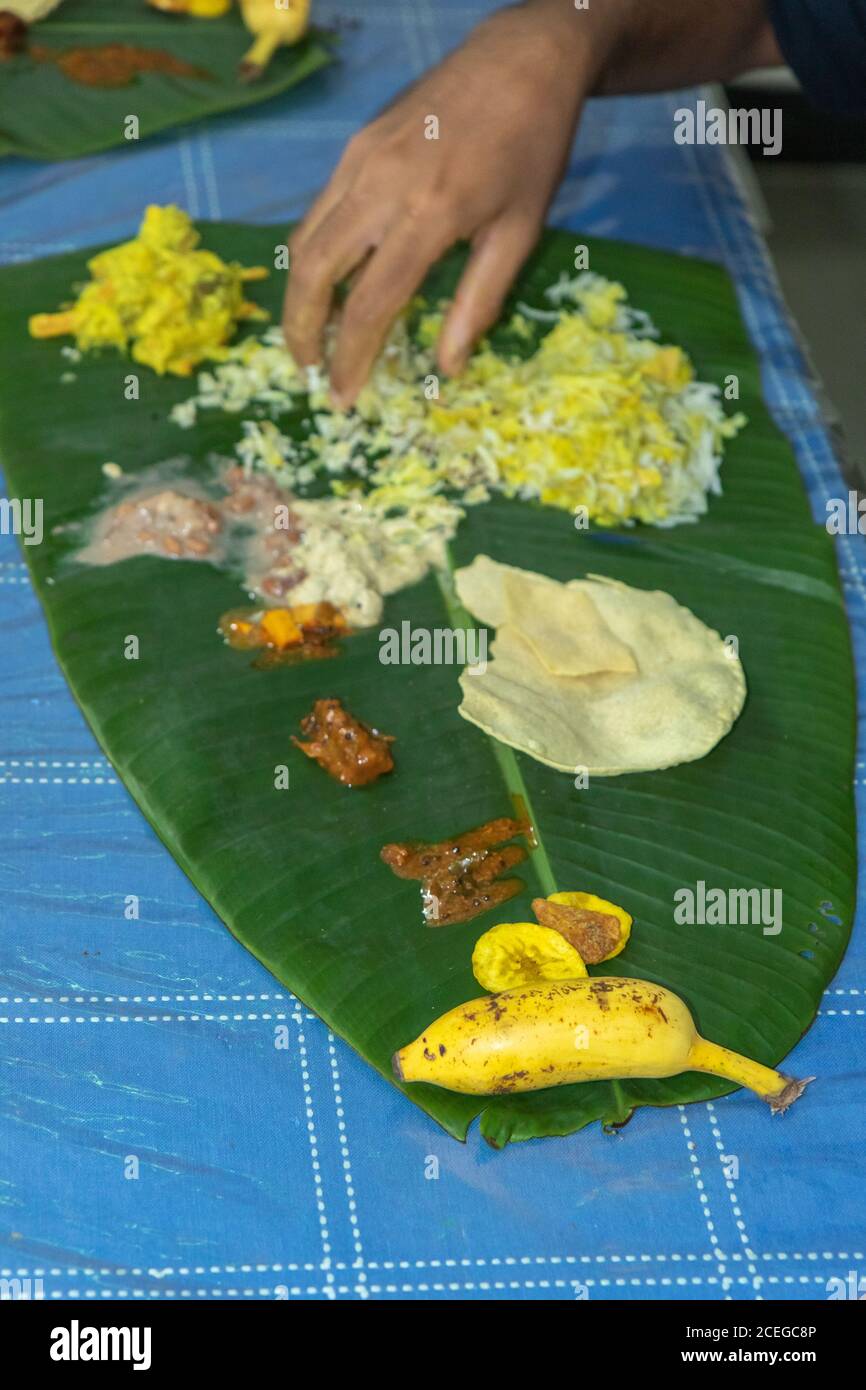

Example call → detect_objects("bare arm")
283 0 783 407
591 0 782 91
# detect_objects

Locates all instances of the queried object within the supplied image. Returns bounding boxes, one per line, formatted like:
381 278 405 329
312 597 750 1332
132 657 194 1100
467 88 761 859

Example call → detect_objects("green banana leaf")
0 0 333 161
0 223 856 1146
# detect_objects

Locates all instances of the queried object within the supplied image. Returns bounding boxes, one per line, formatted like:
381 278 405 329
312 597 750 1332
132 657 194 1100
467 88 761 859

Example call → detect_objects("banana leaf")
0 0 333 161
0 223 856 1146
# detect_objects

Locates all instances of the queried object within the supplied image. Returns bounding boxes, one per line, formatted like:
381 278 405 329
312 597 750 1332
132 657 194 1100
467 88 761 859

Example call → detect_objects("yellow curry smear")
29 205 267 377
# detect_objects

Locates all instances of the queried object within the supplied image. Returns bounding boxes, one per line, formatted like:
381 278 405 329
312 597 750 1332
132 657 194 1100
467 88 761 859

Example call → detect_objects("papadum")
454 556 746 776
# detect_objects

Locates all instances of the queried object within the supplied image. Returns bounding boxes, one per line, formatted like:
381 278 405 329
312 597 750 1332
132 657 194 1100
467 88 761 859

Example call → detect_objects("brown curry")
381 817 528 927
293 698 395 788
31 43 211 88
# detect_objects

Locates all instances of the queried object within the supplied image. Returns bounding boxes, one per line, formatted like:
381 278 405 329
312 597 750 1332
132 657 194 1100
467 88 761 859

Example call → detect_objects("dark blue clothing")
770 0 866 113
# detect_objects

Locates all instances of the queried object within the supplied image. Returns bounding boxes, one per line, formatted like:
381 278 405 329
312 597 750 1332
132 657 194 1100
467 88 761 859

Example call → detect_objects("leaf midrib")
435 564 558 899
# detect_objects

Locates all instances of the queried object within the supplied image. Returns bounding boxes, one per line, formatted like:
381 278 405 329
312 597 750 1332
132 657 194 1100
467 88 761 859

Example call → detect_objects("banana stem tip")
769 1075 814 1115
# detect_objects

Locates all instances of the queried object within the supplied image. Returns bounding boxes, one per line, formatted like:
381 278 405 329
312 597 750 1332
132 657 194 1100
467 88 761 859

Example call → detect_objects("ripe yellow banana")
393 977 810 1112
239 0 310 80
148 1 231 16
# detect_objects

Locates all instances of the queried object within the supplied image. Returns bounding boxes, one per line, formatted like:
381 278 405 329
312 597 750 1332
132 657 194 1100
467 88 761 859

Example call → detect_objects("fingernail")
442 353 466 379
439 334 467 377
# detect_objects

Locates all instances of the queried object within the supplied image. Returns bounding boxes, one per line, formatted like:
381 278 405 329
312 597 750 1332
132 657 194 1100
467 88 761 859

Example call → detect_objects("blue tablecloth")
1 0 863 1302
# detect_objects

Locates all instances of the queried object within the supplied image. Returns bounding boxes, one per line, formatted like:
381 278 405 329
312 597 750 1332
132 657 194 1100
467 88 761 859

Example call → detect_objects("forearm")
518 0 783 93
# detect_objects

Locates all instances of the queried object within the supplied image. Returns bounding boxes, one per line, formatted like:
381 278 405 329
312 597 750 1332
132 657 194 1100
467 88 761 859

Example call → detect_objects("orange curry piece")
380 817 528 927
219 602 349 668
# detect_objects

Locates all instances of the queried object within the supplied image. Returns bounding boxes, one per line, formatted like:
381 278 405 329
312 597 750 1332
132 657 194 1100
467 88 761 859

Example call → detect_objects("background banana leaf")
0 223 856 1146
0 0 333 161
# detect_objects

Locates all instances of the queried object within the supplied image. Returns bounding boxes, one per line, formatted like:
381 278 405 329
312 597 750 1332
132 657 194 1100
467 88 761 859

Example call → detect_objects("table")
0 0 863 1302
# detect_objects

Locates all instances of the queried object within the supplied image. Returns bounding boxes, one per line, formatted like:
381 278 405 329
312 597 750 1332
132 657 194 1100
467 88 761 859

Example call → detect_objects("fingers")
328 218 456 408
284 201 540 398
280 131 377 365
282 198 379 369
293 128 371 246
437 214 540 376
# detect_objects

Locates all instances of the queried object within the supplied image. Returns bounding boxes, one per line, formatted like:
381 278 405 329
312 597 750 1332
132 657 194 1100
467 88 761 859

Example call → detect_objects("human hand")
282 2 609 406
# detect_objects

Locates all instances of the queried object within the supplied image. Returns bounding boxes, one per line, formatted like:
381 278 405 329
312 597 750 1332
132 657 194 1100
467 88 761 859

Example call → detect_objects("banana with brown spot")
393 976 810 1111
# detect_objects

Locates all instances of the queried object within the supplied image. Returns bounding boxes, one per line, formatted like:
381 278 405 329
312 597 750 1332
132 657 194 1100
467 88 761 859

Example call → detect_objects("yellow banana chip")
472 921 587 993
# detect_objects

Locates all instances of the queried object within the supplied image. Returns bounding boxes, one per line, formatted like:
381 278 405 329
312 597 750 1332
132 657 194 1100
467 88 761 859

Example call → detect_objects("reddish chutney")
293 698 395 788
531 897 621 963
0 14 27 60
31 43 211 88
380 816 528 927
